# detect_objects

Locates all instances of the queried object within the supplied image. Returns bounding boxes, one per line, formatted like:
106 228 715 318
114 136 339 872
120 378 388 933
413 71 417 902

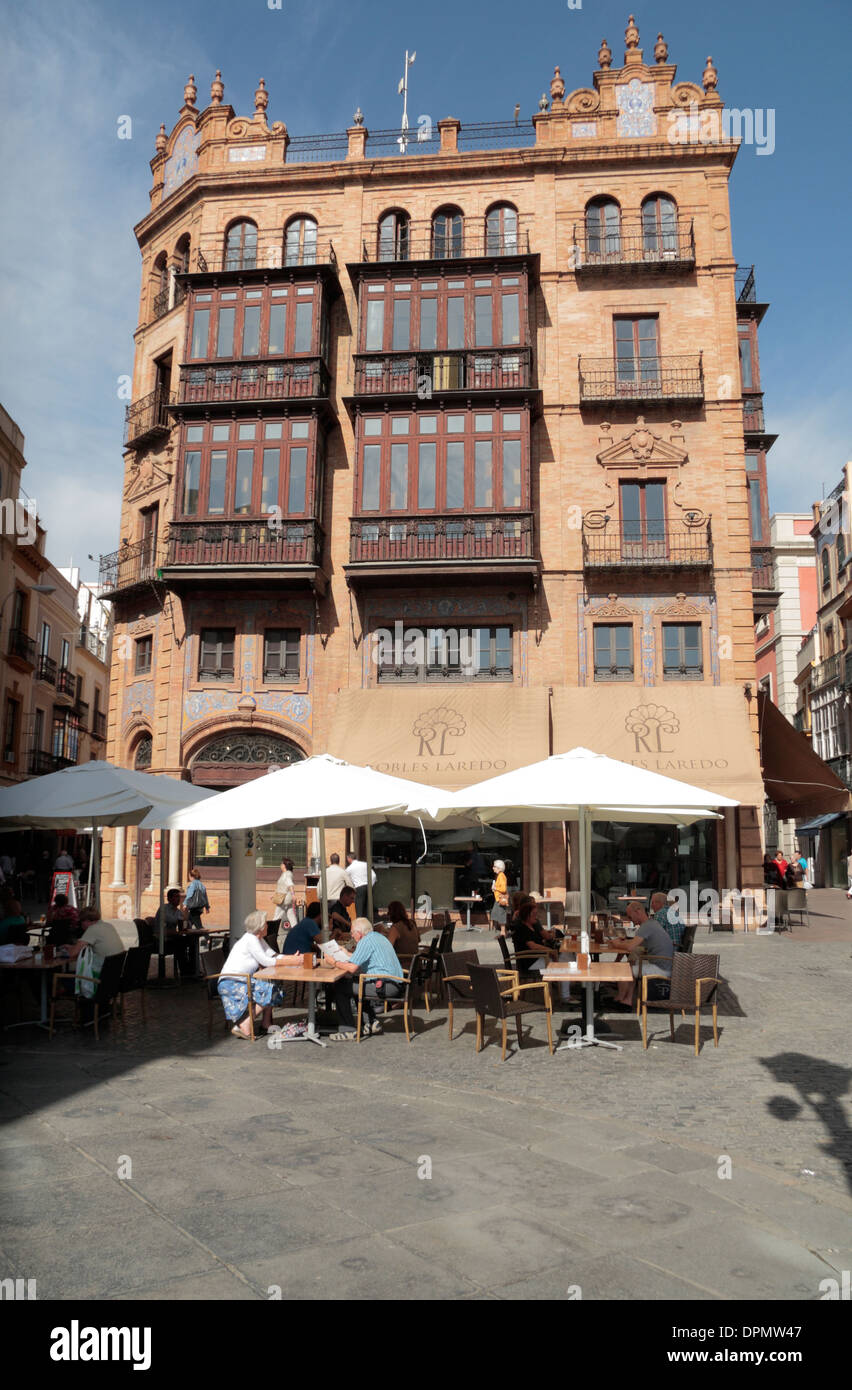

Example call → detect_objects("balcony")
75 701 90 730
356 226 532 266
582 519 713 569
162 518 325 590
351 348 533 401
56 668 76 698
735 265 769 324
36 654 57 686
811 652 843 690
172 359 329 409
751 550 775 590
124 388 174 448
98 539 162 600
92 710 107 741
7 628 36 670
188 243 338 275
573 221 695 274
28 750 76 777
346 512 538 585
579 355 704 406
152 281 186 321
742 395 778 449
827 754 852 790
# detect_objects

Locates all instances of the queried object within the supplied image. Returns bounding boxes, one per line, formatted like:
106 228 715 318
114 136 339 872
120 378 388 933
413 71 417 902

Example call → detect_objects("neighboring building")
794 467 852 885
100 23 775 920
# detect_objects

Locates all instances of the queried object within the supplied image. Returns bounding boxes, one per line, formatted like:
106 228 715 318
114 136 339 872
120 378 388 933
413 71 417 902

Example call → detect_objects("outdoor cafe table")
168 925 229 978
454 896 485 930
256 961 346 1048
542 960 633 1052
0 956 71 1029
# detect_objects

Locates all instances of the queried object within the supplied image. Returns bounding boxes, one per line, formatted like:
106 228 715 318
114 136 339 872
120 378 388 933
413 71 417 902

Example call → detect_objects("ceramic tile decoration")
616 79 657 137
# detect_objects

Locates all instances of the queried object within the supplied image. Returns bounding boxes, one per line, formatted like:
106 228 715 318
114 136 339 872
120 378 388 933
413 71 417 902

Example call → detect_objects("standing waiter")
346 851 377 919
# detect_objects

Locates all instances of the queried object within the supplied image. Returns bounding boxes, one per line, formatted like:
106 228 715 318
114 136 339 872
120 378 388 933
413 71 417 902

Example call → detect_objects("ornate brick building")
100 20 770 919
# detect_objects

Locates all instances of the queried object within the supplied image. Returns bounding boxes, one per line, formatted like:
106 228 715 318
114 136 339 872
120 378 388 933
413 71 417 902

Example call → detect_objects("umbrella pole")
365 823 374 923
318 820 328 935
158 830 167 981
87 821 97 907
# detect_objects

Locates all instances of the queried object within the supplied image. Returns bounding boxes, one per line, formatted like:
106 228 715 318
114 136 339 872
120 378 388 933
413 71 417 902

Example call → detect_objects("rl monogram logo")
625 703 680 755
412 706 466 757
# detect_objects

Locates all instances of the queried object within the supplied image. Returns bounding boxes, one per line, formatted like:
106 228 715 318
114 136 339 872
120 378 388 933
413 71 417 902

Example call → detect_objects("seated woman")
0 893 29 946
218 909 300 1040
384 901 421 959
46 893 81 947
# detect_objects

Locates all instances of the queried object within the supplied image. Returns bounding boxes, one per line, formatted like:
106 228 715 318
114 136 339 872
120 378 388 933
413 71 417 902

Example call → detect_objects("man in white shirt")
55 850 75 872
346 853 377 918
325 853 353 901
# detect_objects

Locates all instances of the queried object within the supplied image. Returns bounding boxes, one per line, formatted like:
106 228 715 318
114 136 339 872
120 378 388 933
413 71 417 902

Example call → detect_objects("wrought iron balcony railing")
36 654 57 685
353 348 532 397
827 754 852 789
75 701 90 729
174 359 329 406
28 750 76 776
358 226 531 264
187 243 338 275
56 668 76 698
735 266 756 303
582 519 713 568
152 281 186 320
92 710 107 740
98 539 162 598
579 355 704 405
811 652 843 690
7 628 36 666
124 388 174 447
572 220 695 272
164 518 323 570
349 512 535 565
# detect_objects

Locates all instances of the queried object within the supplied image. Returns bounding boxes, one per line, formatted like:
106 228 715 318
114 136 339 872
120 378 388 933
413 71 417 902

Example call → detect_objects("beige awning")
326 687 550 790
551 685 765 806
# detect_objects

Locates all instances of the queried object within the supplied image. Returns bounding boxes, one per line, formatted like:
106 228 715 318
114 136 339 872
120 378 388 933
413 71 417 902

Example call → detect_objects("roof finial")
254 77 268 119
210 69 224 105
598 38 612 69
702 55 718 92
155 123 167 154
550 65 565 106
654 33 668 64
625 14 640 53
538 92 550 112
353 106 364 126
184 74 197 108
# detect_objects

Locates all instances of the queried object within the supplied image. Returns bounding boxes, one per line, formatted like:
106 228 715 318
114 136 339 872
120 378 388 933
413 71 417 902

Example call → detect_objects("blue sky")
1 0 850 578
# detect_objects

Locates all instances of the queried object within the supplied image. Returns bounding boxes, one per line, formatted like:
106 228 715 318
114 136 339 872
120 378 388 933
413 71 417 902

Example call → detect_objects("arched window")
821 547 832 591
432 207 463 260
284 216 318 267
641 194 678 256
152 252 169 317
377 210 410 262
837 533 846 571
224 220 257 271
134 735 153 771
174 233 191 275
486 203 518 255
585 198 621 261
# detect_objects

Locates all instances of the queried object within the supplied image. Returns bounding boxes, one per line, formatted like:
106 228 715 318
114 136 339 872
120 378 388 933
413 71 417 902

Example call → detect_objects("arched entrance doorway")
187 733 307 888
133 735 154 917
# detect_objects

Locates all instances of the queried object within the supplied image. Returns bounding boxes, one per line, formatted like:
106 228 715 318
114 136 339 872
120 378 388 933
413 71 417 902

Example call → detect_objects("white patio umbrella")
406 746 737 1049
159 753 459 928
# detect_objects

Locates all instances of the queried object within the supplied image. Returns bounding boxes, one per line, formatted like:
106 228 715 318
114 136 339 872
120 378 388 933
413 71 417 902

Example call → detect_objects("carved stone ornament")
155 123 167 154
124 452 174 504
593 593 640 618
353 106 364 126
598 39 612 70
254 78 269 118
596 417 688 470
567 88 601 115
702 56 718 93
210 69 225 105
654 33 668 64
654 593 708 618
672 82 704 107
538 93 550 112
183 74 197 108
550 66 566 105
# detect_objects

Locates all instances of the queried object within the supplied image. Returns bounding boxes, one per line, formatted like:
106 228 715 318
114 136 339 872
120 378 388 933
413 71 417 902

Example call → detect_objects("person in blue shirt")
281 901 323 957
328 918 403 1039
650 891 685 948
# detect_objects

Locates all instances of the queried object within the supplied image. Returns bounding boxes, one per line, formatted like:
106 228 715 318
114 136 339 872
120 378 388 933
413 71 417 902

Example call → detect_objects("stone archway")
187 731 307 875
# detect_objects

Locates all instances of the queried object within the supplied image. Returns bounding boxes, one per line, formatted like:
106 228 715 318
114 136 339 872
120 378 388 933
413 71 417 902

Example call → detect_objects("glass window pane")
739 336 753 389
208 452 227 514
234 450 253 514
363 418 382 437
362 445 381 510
749 479 764 541
474 440 493 508
390 444 408 510
447 298 464 349
475 295 492 347
291 421 310 440
392 298 411 350
262 449 280 511
418 442 436 509
501 293 520 345
295 302 313 353
503 412 521 432
419 415 437 434
183 452 200 514
446 442 465 509
391 417 409 435
211 424 230 442
288 448 307 513
475 414 493 432
420 298 437 350
447 415 465 433
268 304 286 354
242 305 261 356
216 307 235 357
190 309 209 358
502 439 521 508
366 300 384 351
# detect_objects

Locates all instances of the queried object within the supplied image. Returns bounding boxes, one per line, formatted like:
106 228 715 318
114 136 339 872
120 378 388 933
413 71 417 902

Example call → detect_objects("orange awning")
326 687 549 790
757 691 851 820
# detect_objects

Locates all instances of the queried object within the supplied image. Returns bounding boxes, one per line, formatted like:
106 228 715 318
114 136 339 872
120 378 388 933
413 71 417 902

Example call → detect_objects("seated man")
281 901 323 957
66 907 127 963
153 888 193 978
613 901 674 1006
649 891 685 949
328 918 403 1039
46 893 81 947
327 885 356 940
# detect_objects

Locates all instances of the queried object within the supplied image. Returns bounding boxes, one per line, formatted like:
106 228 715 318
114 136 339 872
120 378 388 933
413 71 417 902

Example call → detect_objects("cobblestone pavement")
1 891 851 1301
